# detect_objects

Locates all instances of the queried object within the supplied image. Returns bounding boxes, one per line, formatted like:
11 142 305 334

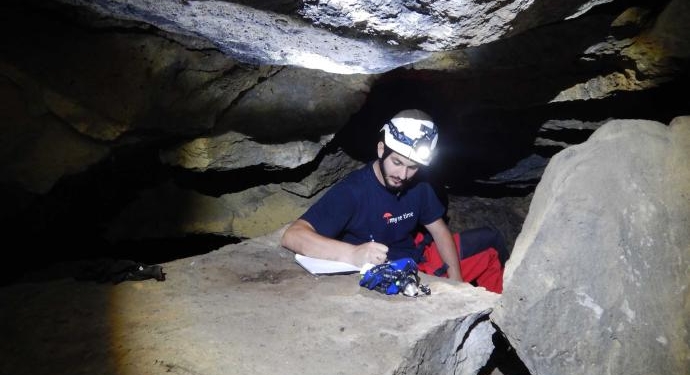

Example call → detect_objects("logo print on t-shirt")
383 211 414 224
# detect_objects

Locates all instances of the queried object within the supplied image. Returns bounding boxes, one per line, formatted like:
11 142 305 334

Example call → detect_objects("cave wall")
0 0 688 276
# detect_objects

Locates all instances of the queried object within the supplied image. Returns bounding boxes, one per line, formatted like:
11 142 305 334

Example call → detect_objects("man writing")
281 109 504 293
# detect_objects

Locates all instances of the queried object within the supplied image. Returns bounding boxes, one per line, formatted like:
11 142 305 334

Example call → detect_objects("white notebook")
294 254 361 275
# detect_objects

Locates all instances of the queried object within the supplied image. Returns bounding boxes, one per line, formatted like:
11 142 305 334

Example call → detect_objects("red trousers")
416 232 504 294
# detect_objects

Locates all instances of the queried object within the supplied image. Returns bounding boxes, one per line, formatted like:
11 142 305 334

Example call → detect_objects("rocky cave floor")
4 241 532 375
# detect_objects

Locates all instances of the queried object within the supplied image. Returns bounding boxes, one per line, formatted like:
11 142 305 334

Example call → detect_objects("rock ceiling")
53 0 688 77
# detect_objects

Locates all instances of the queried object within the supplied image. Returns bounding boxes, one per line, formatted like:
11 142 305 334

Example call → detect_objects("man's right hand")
352 241 389 266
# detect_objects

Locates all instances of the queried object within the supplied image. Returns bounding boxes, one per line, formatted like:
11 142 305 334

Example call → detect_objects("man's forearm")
281 219 389 267
425 219 463 282
281 220 358 264
437 243 463 281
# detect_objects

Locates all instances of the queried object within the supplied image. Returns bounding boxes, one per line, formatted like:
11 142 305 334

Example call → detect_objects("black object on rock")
75 258 166 284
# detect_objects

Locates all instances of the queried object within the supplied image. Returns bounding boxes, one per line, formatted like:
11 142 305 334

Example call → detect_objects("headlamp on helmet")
381 109 438 166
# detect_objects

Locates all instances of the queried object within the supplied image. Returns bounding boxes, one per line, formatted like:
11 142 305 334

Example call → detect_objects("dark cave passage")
2 65 688 287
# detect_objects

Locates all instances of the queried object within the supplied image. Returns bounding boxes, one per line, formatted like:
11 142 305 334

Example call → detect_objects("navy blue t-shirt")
300 162 446 262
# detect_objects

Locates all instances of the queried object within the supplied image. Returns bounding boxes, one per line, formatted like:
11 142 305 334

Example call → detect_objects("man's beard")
379 158 410 193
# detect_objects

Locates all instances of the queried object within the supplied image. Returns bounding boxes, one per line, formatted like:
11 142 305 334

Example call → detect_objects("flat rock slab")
0 231 499 375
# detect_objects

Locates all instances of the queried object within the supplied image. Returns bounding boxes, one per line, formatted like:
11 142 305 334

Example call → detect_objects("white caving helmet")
380 109 438 166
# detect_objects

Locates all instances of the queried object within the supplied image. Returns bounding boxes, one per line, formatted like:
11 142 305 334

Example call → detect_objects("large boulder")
492 116 690 375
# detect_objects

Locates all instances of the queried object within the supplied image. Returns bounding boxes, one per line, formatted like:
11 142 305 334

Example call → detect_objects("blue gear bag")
359 258 430 296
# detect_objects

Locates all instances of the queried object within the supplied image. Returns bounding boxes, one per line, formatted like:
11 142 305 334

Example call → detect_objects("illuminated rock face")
43 0 617 74
493 117 690 375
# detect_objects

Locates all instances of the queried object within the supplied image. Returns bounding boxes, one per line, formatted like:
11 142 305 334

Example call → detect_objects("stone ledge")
0 230 500 375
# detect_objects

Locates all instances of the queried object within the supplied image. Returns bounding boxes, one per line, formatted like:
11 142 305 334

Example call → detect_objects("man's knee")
460 226 510 266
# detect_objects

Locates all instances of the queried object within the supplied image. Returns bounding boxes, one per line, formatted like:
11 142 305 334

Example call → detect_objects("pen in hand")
369 234 388 263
